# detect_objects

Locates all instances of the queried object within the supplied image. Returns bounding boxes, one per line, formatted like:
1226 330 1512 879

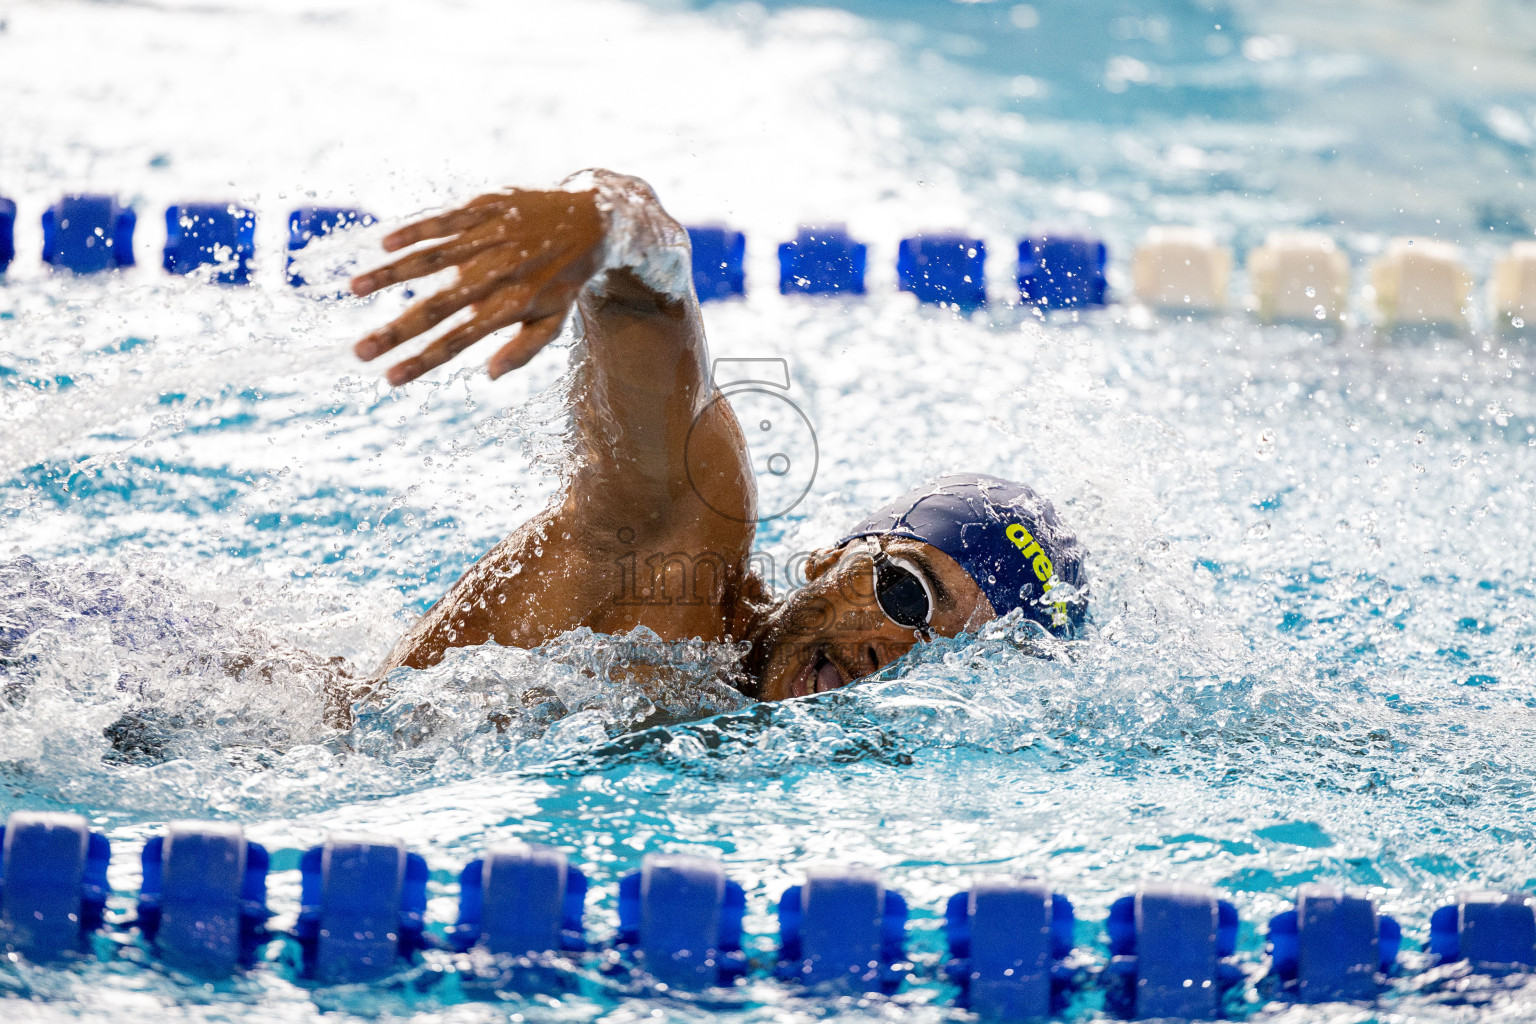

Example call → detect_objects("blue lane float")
776 865 907 992
1428 890 1536 971
163 203 257 285
1267 883 1399 1002
42 194 136 274
777 225 867 295
295 834 429 983
1018 234 1108 310
9 811 1536 1014
617 853 747 987
945 876 1076 1020
286 206 375 290
897 233 986 308
685 225 746 302
0 197 15 273
1104 882 1240 1020
0 812 110 959
137 821 271 975
450 841 587 956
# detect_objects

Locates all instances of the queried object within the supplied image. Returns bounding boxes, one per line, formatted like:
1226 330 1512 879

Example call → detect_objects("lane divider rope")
1 812 1531 1018
3 193 1529 333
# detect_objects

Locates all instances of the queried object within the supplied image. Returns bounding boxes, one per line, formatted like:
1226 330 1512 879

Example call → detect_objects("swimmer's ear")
801 546 843 583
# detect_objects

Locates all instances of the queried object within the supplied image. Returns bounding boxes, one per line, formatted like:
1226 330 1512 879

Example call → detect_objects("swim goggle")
863 539 937 631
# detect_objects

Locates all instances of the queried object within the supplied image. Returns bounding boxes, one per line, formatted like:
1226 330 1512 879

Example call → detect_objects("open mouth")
788 649 846 698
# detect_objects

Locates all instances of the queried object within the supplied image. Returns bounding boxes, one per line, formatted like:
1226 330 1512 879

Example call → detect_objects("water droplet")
1314 305 1327 319
1304 286 1316 298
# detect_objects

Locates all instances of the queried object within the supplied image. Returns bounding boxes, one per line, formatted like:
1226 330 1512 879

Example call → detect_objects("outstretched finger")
381 194 513 252
353 232 497 297
354 224 570 299
488 313 568 380
354 264 529 361
385 297 533 387
354 292 464 362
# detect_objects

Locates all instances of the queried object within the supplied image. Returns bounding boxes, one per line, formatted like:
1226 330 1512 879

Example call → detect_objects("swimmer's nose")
868 640 916 675
838 642 892 683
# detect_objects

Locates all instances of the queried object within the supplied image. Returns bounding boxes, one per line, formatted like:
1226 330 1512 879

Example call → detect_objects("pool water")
3 0 1536 1020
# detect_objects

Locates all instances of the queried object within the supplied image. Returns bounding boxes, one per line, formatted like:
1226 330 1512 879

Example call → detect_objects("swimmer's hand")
349 189 605 386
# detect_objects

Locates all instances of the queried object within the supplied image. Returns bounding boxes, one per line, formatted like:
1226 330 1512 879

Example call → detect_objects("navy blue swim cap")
838 473 1089 635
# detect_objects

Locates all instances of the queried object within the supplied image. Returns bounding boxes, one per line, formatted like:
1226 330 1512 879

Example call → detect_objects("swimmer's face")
750 535 997 701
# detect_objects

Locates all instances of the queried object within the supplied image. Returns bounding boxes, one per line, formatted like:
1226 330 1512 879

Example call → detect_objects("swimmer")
345 170 1088 714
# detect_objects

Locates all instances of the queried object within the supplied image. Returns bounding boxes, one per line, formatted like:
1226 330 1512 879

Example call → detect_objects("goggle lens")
875 558 933 629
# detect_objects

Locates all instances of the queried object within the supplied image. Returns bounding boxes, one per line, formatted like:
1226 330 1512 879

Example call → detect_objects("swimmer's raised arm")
344 172 758 681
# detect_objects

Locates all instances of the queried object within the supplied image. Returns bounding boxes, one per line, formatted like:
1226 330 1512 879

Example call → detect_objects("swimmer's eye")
874 554 935 630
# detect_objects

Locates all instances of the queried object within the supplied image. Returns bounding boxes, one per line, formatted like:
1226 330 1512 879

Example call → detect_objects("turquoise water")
3 0 1536 1019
